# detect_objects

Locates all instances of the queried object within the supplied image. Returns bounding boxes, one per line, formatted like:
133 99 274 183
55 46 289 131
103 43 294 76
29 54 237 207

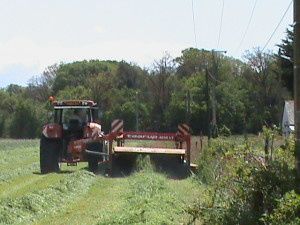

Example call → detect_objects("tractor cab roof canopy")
52 100 97 108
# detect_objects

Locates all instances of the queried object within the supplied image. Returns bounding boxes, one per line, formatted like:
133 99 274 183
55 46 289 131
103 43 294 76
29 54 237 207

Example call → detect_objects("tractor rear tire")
40 136 60 174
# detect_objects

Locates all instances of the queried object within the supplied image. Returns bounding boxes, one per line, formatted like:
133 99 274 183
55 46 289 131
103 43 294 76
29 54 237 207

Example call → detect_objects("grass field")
0 139 206 225
0 134 287 224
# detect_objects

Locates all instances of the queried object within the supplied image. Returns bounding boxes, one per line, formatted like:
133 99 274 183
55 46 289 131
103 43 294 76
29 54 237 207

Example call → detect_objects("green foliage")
0 39 293 137
216 78 247 133
6 84 24 95
194 136 297 225
115 61 146 89
52 60 118 93
263 191 300 225
0 114 5 137
175 48 211 78
196 138 234 185
8 99 39 138
243 49 286 132
277 26 293 96
57 85 91 100
219 125 231 137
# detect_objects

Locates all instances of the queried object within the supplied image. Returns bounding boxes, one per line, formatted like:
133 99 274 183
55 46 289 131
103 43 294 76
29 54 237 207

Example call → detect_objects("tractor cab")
40 100 105 174
53 100 99 139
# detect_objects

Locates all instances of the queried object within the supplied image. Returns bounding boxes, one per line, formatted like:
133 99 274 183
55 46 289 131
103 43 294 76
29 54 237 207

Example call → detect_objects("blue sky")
0 0 293 87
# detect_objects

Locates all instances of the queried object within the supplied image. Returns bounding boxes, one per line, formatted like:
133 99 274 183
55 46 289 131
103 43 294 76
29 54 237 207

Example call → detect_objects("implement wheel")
88 157 98 173
40 135 60 174
87 142 103 173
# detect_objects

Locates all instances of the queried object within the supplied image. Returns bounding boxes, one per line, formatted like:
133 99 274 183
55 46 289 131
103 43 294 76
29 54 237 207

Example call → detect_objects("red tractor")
40 99 107 174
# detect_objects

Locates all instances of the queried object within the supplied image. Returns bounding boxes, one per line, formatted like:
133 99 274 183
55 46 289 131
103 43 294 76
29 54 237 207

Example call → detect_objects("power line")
262 0 293 52
235 0 258 54
217 0 225 48
191 0 198 48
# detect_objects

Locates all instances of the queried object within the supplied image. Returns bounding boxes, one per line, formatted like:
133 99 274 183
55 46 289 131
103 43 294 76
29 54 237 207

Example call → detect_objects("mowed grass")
0 139 205 225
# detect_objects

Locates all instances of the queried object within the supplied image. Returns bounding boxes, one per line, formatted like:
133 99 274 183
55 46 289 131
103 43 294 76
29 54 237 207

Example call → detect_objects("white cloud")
94 25 104 34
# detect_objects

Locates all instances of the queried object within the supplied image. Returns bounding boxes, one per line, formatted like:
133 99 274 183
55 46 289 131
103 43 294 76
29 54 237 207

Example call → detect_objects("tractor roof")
52 100 97 107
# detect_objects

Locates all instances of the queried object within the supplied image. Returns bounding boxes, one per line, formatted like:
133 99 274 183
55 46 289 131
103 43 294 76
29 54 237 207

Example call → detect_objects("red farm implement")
40 98 193 175
106 120 192 173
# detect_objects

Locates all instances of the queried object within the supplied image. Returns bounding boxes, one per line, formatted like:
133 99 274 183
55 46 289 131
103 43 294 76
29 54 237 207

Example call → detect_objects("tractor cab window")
91 107 101 124
61 108 90 129
54 109 61 124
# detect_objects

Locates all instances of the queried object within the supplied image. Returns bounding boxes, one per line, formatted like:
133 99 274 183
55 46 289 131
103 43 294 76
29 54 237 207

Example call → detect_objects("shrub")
8 99 39 138
0 115 4 137
219 125 231 137
194 136 297 225
263 191 300 225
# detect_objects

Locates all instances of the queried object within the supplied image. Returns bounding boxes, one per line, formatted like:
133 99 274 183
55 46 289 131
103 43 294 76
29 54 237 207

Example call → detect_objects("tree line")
0 28 293 138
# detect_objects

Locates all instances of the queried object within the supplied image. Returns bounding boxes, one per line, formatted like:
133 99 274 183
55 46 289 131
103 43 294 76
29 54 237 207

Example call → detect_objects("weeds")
193 133 298 225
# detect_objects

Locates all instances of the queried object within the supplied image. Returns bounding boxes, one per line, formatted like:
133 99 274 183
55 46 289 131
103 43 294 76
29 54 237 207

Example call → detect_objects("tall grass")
0 170 96 225
0 140 39 182
0 139 38 151
98 172 185 224
98 156 192 225
134 155 154 172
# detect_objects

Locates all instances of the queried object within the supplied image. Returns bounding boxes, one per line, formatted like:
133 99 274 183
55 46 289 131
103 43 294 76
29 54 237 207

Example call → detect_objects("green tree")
52 60 118 93
57 85 91 100
6 84 24 95
26 64 59 102
115 61 147 89
243 48 285 131
146 54 176 131
175 48 211 78
9 100 39 138
276 27 293 96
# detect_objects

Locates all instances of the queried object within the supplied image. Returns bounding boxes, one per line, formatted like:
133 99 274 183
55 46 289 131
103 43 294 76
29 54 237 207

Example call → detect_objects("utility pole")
294 0 300 194
210 50 226 138
205 68 211 145
211 50 218 138
185 90 191 125
135 91 139 131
